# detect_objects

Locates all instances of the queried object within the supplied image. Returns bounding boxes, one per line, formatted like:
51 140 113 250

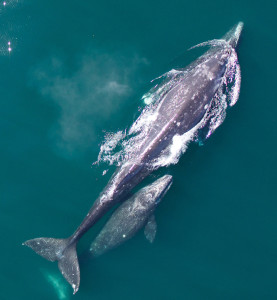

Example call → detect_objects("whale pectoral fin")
188 39 227 51
144 214 157 243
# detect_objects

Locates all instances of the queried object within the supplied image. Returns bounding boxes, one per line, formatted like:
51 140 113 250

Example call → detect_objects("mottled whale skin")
90 175 172 257
23 22 243 294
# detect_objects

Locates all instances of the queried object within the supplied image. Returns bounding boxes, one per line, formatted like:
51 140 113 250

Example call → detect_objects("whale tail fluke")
23 237 80 294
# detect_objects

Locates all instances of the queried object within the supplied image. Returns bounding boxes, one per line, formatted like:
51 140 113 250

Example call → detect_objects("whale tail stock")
23 237 80 294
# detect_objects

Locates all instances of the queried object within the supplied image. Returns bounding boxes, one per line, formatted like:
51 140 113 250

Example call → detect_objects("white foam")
94 130 126 167
229 63 241 106
152 124 200 168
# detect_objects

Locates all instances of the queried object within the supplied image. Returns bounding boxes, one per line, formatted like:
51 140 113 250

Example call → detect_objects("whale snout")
223 22 244 49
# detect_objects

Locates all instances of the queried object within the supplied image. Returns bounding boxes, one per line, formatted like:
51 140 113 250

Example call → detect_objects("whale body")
90 175 172 257
23 22 243 293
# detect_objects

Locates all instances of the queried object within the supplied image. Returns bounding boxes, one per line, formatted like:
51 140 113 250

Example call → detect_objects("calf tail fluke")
23 237 80 294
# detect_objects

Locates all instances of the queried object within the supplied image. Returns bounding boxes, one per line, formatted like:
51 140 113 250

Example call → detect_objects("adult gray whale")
23 22 243 294
90 175 172 257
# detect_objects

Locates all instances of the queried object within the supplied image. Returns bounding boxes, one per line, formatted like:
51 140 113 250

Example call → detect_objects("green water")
1 0 277 299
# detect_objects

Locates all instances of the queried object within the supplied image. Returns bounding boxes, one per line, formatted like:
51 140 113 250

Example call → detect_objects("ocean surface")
1 1 277 299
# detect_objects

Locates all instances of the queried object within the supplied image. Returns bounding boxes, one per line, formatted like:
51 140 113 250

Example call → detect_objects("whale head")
223 22 244 49
139 175 173 208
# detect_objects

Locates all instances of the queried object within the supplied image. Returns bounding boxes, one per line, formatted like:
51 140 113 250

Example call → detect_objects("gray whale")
23 22 243 294
90 175 172 257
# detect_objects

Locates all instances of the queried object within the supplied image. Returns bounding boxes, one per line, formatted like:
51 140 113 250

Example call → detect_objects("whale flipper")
144 215 157 243
23 237 80 294
188 39 228 50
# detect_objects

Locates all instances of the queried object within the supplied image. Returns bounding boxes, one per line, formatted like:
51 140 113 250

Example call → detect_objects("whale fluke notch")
23 237 80 294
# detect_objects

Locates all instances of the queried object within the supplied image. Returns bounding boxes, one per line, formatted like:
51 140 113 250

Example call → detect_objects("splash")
96 43 241 171
152 125 200 168
94 130 126 167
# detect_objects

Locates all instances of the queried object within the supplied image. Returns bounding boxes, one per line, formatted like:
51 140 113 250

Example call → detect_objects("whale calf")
90 175 172 257
23 22 243 293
